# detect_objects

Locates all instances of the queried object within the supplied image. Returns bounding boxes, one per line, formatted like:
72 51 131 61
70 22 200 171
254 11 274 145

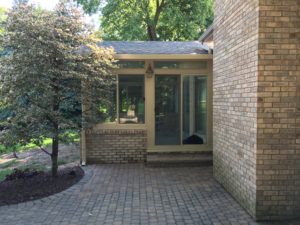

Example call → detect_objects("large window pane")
119 75 145 124
183 76 207 144
155 75 180 145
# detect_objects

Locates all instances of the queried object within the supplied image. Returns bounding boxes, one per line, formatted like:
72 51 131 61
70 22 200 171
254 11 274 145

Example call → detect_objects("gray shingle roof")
100 41 208 55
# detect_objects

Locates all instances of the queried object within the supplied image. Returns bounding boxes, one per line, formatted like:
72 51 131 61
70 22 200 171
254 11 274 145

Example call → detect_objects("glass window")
154 61 207 69
183 76 207 145
117 61 145 69
119 75 145 124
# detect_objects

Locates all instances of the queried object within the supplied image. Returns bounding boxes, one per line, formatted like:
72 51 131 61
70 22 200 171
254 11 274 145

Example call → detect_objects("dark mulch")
0 166 84 206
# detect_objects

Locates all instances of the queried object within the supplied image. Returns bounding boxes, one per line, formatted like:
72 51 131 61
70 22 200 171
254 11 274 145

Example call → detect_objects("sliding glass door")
155 75 180 145
155 75 207 146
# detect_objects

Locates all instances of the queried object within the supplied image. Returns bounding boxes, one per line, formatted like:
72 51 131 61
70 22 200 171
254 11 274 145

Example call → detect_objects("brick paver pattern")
0 165 296 225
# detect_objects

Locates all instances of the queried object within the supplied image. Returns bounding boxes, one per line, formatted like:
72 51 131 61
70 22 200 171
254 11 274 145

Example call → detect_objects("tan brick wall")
85 129 147 164
214 0 300 220
256 0 300 220
213 0 259 217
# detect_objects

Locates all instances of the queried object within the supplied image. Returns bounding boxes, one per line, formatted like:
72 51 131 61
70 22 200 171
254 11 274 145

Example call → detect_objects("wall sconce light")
145 64 154 78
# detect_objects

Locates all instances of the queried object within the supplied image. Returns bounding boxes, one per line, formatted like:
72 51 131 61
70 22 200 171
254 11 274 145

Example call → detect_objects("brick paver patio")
0 165 297 225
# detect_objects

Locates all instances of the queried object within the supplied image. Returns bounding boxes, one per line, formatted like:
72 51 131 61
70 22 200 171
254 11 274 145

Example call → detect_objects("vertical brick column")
256 0 300 220
214 0 300 220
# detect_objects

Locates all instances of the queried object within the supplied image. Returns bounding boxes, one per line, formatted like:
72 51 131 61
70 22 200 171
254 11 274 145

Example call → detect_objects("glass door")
155 75 180 145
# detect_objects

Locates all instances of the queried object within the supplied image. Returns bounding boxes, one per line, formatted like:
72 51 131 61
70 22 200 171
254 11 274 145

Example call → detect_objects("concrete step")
146 152 213 167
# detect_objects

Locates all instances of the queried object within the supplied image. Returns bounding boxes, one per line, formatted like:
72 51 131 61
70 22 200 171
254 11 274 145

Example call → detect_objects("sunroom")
81 41 213 164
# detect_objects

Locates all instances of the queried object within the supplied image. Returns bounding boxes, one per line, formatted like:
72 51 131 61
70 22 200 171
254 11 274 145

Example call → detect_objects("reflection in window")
155 75 180 145
119 75 145 124
98 79 117 124
183 76 207 144
117 61 145 69
154 61 207 69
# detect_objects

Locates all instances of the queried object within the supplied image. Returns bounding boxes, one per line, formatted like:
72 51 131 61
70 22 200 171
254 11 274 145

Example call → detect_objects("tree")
0 1 116 176
76 0 213 41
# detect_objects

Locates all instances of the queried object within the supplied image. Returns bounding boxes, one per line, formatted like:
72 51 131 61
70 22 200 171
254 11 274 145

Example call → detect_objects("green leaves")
75 0 102 14
76 0 214 41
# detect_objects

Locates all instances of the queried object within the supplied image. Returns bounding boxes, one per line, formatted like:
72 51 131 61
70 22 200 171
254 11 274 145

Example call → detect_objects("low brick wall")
85 129 147 164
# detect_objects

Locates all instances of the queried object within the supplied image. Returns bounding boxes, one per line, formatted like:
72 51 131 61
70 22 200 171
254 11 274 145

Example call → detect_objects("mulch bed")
0 166 84 206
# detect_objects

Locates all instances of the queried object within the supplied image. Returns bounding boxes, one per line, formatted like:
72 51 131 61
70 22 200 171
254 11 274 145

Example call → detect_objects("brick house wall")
85 129 147 164
256 0 300 220
214 0 300 220
213 0 259 217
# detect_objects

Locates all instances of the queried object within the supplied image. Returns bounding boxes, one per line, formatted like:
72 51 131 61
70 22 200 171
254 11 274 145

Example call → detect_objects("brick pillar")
214 0 300 220
256 0 300 220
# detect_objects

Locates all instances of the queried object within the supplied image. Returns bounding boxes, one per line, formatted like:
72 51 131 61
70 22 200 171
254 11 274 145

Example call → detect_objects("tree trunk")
50 74 59 177
13 149 18 158
51 127 59 177
146 0 164 41
147 24 157 41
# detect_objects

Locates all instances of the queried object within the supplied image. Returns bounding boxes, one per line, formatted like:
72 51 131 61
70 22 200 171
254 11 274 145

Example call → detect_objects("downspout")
81 130 87 166
81 83 87 166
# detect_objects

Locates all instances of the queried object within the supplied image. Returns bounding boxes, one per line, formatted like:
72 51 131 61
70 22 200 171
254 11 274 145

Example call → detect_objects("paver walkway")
0 164 298 225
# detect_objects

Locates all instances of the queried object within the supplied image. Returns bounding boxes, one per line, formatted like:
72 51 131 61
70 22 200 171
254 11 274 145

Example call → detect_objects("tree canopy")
0 1 116 176
76 0 213 41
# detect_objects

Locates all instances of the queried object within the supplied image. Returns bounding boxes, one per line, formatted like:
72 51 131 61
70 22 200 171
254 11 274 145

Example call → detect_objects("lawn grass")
0 138 52 154
0 130 80 154
0 168 13 182
0 159 18 169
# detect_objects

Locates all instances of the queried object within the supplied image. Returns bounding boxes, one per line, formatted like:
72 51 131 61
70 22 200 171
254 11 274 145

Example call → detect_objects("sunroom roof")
100 41 209 55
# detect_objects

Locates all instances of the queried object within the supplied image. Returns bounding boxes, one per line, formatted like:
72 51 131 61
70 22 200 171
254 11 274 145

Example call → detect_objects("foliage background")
76 0 214 41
